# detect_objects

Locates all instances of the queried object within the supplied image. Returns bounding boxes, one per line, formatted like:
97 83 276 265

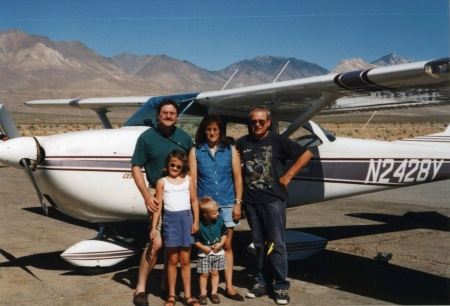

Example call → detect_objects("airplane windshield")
123 93 205 127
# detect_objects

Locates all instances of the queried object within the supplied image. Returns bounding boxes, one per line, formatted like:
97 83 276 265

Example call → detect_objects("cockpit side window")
278 121 323 148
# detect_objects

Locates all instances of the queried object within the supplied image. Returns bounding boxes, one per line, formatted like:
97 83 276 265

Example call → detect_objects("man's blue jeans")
246 199 290 291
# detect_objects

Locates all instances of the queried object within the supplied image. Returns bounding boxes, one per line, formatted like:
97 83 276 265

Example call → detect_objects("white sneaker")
274 289 290 305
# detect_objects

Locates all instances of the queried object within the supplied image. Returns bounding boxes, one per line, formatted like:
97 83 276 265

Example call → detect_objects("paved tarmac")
0 166 449 305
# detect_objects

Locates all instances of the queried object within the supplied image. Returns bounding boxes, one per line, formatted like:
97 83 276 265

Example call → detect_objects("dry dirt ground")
0 167 449 306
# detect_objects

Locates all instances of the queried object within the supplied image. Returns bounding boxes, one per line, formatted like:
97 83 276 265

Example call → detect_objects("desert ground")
0 167 449 305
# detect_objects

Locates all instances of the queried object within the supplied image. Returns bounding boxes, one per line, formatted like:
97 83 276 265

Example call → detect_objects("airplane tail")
0 103 20 139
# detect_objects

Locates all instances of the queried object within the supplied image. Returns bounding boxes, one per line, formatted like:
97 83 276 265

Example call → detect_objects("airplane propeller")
0 103 49 215
18 136 48 215
0 103 20 139
1 137 49 215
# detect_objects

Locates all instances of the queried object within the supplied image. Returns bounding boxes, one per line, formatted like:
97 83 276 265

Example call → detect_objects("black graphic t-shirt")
236 132 308 205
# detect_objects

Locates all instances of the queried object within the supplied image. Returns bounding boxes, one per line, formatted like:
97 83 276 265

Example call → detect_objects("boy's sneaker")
246 283 267 298
274 289 290 305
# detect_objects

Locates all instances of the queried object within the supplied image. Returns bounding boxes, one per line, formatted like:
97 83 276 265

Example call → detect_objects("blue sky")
1 0 448 71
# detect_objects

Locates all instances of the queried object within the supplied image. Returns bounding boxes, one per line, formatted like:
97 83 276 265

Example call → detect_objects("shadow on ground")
3 208 448 304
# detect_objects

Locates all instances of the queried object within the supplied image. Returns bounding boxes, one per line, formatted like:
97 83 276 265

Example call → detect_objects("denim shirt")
195 143 235 207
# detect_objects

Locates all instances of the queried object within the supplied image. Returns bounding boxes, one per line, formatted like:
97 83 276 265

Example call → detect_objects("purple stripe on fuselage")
39 157 132 170
36 157 450 186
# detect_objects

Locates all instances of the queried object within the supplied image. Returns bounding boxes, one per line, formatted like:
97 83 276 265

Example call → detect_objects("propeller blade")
0 103 20 139
20 158 49 215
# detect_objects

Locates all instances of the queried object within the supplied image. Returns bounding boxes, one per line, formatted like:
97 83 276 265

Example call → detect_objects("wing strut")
94 109 113 129
280 92 337 137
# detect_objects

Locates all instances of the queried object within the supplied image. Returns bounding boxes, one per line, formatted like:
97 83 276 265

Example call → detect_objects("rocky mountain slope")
0 29 412 111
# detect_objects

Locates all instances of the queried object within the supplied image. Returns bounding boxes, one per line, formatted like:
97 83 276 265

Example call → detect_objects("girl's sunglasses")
169 163 183 170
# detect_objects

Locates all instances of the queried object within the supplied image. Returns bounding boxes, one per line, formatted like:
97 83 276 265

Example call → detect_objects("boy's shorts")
197 254 226 274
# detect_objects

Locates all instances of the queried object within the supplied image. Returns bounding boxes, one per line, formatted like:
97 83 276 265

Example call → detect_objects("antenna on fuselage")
221 69 239 90
362 111 378 131
273 61 290 83
269 61 291 115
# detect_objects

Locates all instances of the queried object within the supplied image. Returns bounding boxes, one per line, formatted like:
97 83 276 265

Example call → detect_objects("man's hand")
144 194 159 213
279 150 313 190
279 176 291 190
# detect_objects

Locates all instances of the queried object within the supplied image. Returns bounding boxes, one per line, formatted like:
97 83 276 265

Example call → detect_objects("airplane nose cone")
0 137 39 168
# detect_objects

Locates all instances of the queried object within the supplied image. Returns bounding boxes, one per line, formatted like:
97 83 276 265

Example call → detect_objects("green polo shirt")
196 217 228 246
131 126 193 186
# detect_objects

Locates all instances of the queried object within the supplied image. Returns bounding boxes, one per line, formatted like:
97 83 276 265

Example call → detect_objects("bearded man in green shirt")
131 98 193 306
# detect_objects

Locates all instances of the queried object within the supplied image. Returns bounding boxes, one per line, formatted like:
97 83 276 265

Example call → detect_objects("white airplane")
0 58 449 268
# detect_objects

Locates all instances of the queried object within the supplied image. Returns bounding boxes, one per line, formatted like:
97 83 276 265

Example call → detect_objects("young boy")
195 197 229 305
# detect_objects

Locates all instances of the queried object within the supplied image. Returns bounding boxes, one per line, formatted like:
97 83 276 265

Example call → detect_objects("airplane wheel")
78 267 108 275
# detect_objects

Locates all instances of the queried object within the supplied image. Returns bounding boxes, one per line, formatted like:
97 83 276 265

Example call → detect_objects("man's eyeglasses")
169 163 183 169
250 119 267 126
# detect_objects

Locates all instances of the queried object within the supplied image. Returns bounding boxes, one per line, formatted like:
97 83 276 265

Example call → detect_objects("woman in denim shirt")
188 114 244 302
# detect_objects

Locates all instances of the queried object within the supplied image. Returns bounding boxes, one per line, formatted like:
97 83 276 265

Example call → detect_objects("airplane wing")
25 97 154 128
196 58 450 122
24 58 449 128
25 94 202 128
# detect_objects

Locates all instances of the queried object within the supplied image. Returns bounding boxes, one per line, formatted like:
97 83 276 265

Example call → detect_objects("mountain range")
0 29 412 110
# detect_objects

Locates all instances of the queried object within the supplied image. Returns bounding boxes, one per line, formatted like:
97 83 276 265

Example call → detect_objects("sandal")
161 288 179 301
164 295 177 306
198 294 208 305
210 294 220 304
185 296 200 306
